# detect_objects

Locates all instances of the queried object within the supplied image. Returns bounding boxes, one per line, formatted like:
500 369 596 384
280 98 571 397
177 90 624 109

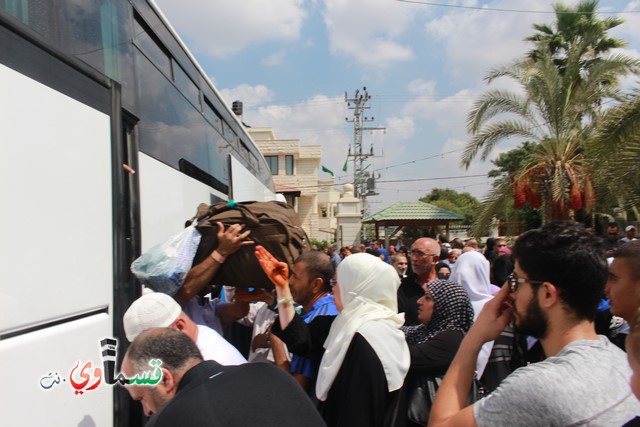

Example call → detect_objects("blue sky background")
154 0 640 213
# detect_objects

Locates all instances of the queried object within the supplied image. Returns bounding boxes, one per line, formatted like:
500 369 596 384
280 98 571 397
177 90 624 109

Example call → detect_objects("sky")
153 0 640 214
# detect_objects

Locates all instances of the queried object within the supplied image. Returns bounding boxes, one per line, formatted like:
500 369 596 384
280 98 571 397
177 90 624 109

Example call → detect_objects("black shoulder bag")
407 375 487 425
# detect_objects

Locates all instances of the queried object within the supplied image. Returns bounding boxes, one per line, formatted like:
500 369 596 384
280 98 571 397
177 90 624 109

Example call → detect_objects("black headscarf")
402 279 474 345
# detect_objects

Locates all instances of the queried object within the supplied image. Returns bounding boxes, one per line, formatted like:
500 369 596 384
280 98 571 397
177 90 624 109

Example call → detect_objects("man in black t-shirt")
122 328 324 426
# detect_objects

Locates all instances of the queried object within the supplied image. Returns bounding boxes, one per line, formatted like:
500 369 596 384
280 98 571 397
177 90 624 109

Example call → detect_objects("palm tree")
464 1 639 227
590 89 640 219
526 0 625 73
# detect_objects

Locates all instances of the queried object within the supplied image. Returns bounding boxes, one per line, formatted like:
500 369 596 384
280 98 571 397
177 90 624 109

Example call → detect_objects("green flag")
322 165 334 176
342 158 348 172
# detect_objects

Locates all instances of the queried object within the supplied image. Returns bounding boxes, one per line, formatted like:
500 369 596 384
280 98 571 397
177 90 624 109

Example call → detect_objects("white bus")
0 1 275 425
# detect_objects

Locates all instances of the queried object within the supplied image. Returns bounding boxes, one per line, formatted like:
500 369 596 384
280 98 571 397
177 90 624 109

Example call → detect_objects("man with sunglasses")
430 221 640 427
604 222 624 257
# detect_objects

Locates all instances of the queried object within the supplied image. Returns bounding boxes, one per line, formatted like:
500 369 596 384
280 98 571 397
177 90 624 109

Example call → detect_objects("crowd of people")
121 220 640 426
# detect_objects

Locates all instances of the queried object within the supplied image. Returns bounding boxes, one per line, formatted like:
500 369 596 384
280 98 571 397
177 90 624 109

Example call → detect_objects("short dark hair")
295 251 334 291
613 240 640 281
512 221 606 321
125 328 203 374
491 254 513 287
485 237 496 250
450 238 464 249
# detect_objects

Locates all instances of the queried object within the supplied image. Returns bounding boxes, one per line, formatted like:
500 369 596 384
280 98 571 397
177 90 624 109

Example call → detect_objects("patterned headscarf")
402 279 474 345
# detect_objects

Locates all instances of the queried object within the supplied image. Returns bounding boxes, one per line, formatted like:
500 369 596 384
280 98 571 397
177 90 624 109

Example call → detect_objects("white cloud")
402 79 475 137
261 50 287 67
154 0 307 57
407 79 436 96
613 1 640 41
424 1 550 84
323 0 416 68
219 84 275 108
234 93 352 174
386 115 415 141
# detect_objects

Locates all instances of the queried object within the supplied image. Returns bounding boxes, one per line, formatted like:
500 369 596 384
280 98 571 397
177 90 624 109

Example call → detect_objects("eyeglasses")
409 249 438 259
508 274 545 292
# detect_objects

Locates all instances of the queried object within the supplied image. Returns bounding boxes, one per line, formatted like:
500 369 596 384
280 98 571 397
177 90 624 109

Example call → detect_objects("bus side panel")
137 153 278 252
230 155 278 203
0 63 113 335
138 152 228 251
0 314 113 426
0 61 114 425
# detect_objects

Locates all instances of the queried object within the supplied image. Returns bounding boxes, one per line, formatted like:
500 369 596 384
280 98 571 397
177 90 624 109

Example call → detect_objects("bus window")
203 96 223 132
133 13 171 78
172 59 200 109
135 49 206 169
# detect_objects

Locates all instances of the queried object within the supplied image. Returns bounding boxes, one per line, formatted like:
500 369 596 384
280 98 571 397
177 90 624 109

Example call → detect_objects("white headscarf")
449 250 494 377
316 253 410 401
450 251 493 318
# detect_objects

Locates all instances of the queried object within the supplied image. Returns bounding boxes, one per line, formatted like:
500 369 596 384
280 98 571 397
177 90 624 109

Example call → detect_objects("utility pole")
344 87 385 215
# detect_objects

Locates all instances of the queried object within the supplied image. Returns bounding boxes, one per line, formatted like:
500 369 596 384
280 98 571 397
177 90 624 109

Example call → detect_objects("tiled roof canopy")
362 201 464 225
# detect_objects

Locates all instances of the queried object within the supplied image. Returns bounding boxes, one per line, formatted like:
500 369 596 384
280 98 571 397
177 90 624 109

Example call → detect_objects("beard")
514 295 549 339
149 386 172 414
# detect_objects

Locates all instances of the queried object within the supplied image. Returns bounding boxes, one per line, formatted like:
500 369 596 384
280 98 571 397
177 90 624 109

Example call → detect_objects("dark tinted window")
0 0 134 107
133 14 171 77
172 59 199 108
266 156 278 175
135 49 228 193
203 97 222 132
285 155 294 175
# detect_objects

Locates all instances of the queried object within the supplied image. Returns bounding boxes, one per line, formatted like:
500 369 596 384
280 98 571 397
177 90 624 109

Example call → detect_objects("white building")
248 128 320 241
317 178 341 242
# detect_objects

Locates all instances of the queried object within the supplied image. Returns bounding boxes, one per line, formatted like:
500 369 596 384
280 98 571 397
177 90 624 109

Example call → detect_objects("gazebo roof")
362 201 464 223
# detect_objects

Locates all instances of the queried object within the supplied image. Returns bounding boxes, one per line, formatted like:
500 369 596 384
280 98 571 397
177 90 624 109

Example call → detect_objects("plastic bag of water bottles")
131 223 202 295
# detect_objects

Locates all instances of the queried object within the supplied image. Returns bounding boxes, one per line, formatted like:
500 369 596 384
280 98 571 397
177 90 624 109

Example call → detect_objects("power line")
372 148 466 173
376 179 494 192
297 173 489 191
376 174 486 184
395 0 640 14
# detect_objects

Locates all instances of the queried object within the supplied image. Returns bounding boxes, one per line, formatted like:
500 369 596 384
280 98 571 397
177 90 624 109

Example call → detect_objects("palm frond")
466 90 530 133
470 177 513 236
462 121 537 169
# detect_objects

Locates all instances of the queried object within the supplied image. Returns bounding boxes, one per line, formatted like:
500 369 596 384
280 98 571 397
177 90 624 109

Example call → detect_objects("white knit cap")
123 292 181 341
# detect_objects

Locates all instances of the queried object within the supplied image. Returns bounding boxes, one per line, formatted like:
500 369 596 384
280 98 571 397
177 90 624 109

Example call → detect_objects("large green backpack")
190 200 310 290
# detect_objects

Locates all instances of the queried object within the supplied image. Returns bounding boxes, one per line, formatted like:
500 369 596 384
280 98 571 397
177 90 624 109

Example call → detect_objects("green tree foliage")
525 0 625 75
310 239 330 250
464 0 639 227
420 188 480 225
486 143 543 231
590 89 640 220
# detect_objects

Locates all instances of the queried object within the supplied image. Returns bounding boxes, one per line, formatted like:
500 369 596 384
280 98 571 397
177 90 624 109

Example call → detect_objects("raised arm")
175 222 253 306
254 245 295 330
429 283 514 427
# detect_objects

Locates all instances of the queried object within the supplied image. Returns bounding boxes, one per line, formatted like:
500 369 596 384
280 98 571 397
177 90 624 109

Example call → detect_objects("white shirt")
196 324 247 365
237 302 291 363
